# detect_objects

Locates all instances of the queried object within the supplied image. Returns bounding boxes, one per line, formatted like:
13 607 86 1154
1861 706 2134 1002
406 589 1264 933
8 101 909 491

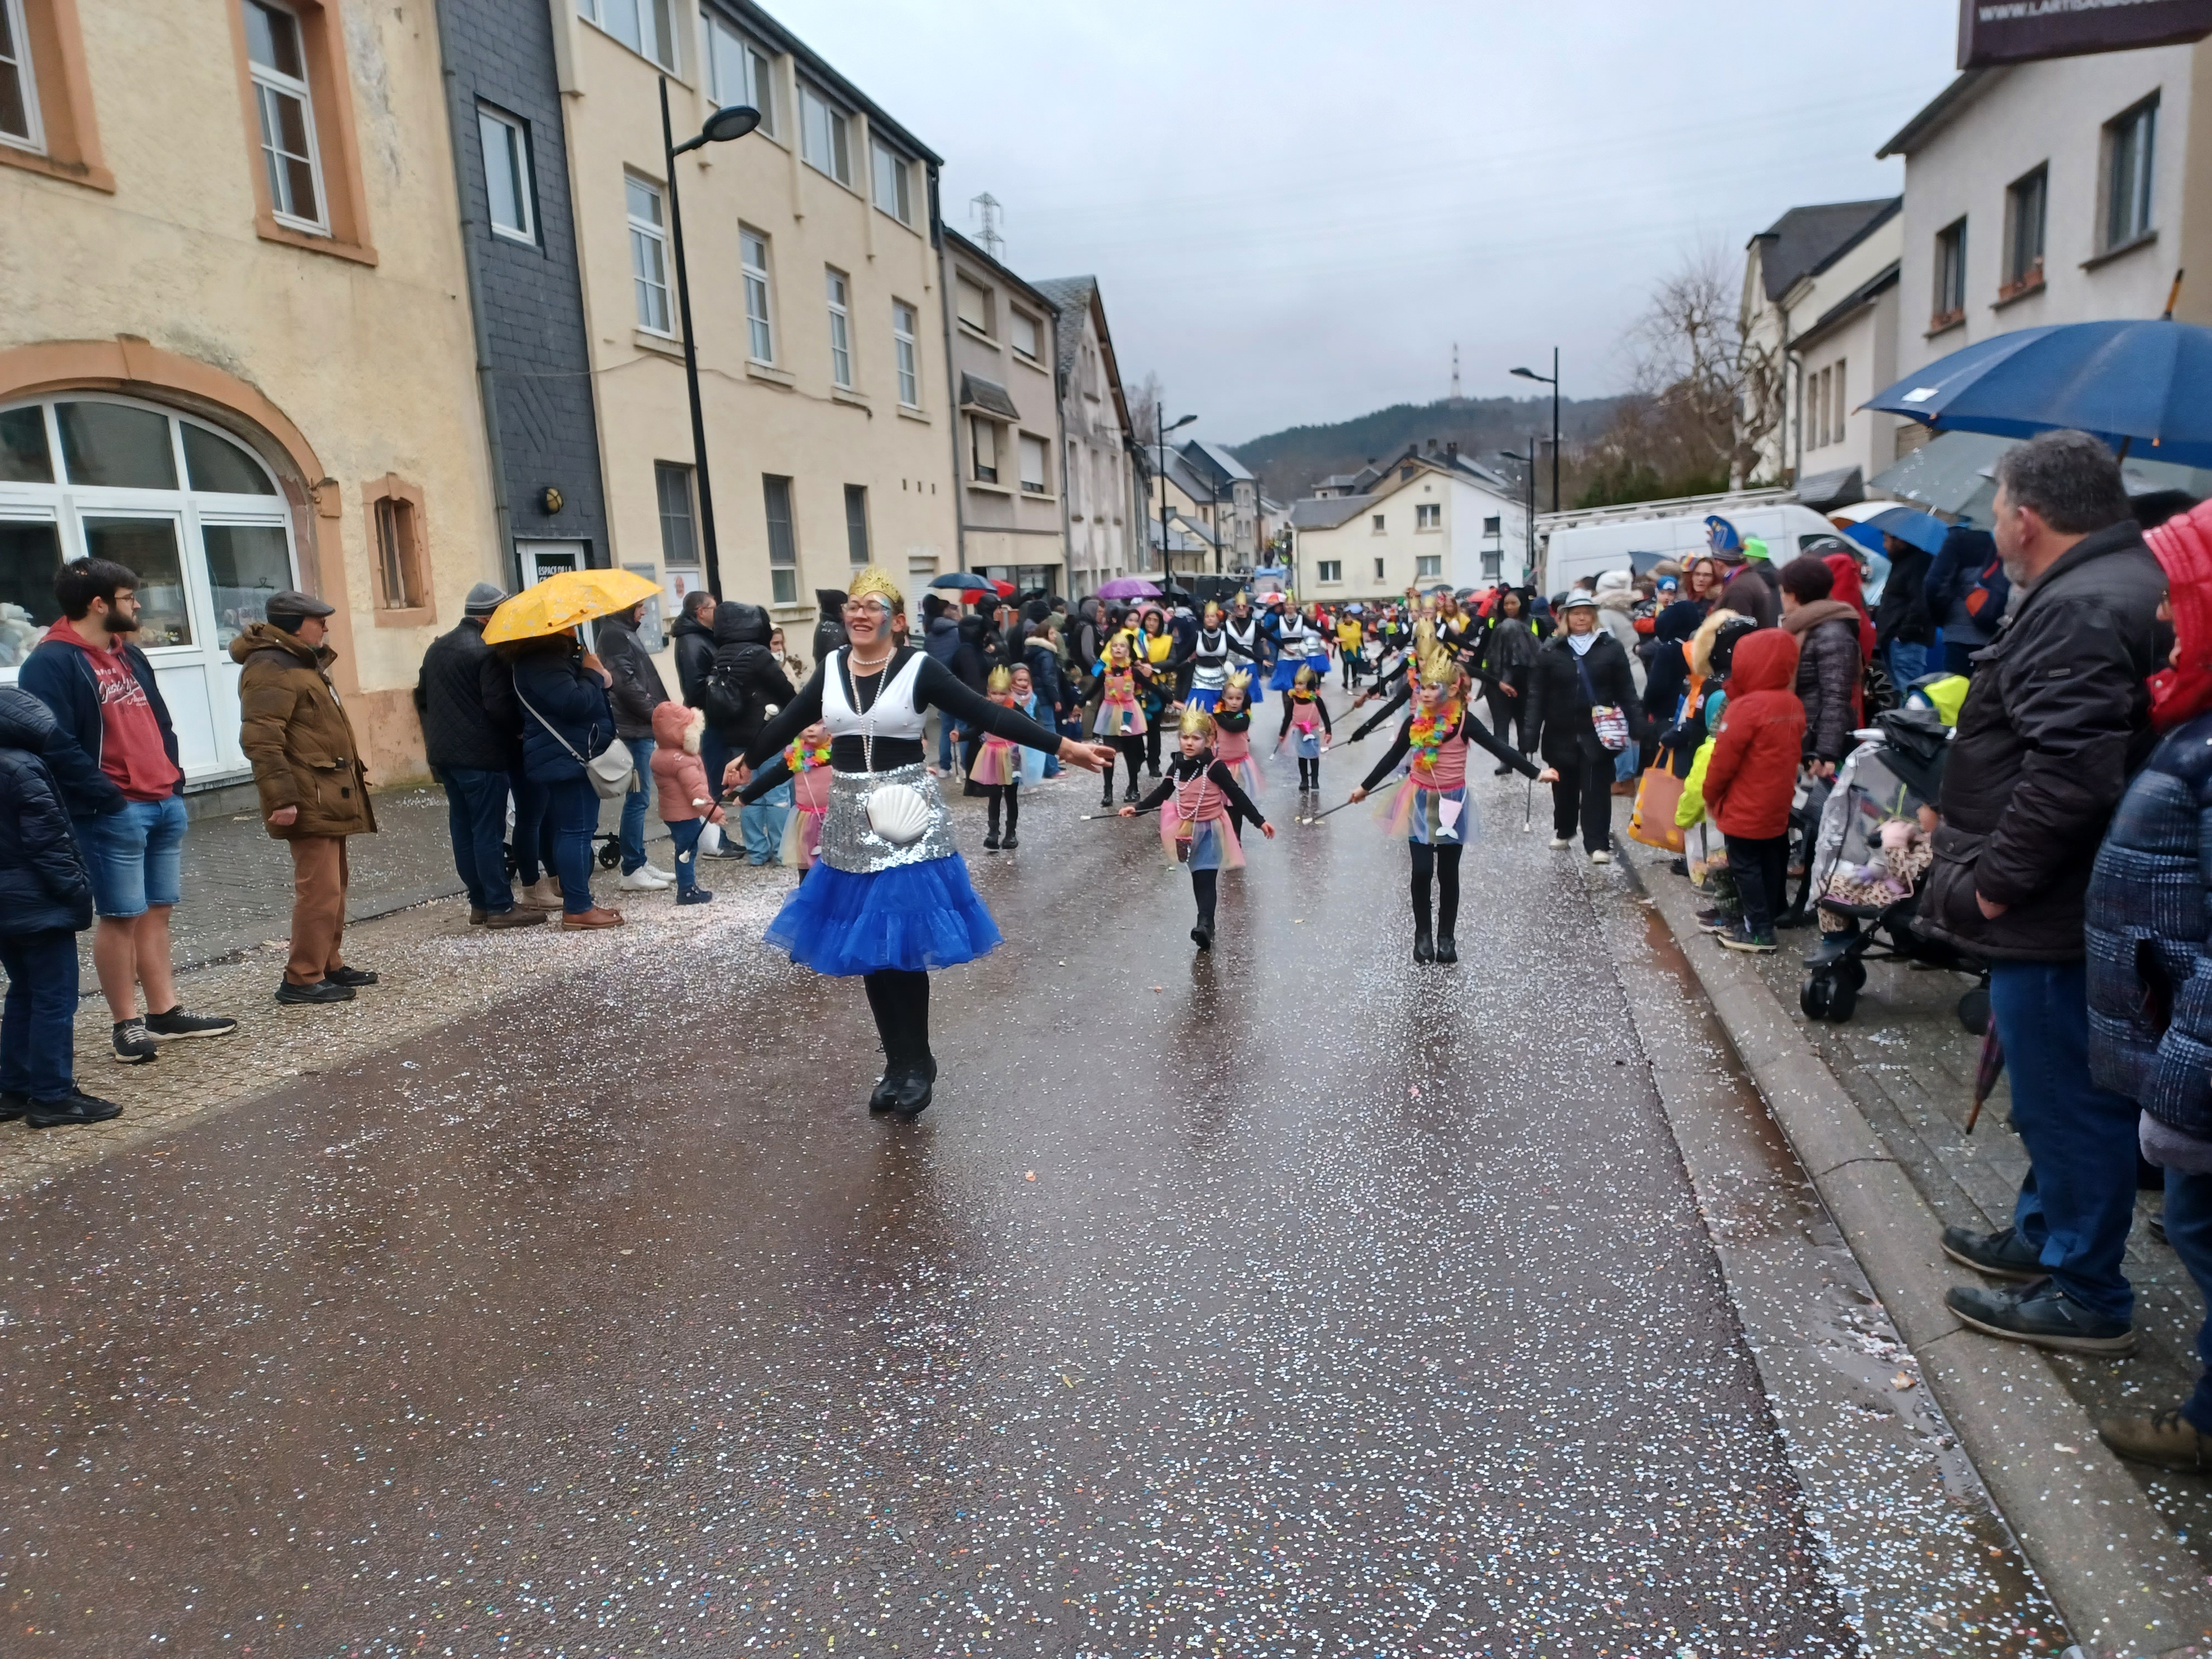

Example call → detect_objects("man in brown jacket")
232 590 379 1005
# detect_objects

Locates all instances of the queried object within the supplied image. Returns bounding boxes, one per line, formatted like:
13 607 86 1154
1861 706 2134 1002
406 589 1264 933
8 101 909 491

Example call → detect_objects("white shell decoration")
865 782 931 846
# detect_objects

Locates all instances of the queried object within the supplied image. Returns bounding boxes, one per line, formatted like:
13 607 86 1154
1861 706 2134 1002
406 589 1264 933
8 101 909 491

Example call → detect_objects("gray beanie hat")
465 582 509 617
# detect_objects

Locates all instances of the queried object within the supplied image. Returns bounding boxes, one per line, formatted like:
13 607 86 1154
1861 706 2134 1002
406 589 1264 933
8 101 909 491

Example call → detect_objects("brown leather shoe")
561 906 626 930
2099 1407 2212 1472
483 907 547 930
469 907 488 926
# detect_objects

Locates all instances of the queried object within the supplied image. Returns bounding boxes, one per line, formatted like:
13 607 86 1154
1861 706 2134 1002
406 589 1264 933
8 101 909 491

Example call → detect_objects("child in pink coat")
650 701 726 905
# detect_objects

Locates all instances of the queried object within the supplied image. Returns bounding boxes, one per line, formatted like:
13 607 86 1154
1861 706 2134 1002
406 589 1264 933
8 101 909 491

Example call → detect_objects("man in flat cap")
416 582 542 931
231 590 379 1004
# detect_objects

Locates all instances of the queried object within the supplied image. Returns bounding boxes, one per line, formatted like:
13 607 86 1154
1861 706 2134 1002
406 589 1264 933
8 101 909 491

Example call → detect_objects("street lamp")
1157 410 1197 586
1498 446 1537 582
1510 348 1561 517
660 78 761 599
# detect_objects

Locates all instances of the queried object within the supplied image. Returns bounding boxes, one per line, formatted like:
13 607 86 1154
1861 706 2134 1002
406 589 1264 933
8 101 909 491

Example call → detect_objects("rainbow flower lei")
784 737 832 774
1406 701 1462 775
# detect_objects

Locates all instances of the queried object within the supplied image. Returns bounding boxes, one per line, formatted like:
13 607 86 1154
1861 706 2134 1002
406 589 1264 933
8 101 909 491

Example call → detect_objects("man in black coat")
1874 533 1937 691
415 583 539 929
703 602 796 862
671 589 716 708
1920 431 2169 1358
596 601 672 888
1523 592 1648 862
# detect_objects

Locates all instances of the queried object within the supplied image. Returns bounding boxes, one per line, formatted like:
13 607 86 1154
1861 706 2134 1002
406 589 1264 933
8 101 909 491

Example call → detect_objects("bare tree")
1126 372 1163 448
1623 243 1785 490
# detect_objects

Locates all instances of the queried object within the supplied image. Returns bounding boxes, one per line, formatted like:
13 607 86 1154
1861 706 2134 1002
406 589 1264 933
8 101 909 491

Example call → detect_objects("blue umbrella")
1865 319 2212 466
1862 507 1950 556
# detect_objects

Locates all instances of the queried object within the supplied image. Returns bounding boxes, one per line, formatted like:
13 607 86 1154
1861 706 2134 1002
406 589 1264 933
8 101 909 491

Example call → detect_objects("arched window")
1 394 299 781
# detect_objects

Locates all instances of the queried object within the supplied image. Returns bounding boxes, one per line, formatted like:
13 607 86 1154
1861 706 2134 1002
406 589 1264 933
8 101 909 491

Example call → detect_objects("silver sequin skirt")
820 763 958 873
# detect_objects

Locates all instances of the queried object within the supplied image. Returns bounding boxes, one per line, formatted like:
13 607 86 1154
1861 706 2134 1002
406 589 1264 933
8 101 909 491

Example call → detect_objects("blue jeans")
2163 1169 2212 1431
618 736 657 873
1992 958 2143 1323
545 776 599 914
438 765 513 912
74 795 186 918
667 818 704 895
741 779 792 863
1887 639 1930 691
510 769 548 884
0 928 78 1101
936 714 956 772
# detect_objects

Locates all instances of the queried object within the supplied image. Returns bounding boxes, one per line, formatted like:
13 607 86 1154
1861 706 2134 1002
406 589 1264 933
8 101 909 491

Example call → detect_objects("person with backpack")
702 601 797 865
1925 524 2009 677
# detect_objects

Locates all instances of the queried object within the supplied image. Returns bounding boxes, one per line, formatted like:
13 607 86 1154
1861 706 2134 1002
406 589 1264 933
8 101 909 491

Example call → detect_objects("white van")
1543 504 1852 593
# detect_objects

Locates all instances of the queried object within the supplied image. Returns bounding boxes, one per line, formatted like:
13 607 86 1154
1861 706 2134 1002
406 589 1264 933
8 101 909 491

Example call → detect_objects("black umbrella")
928 571 997 590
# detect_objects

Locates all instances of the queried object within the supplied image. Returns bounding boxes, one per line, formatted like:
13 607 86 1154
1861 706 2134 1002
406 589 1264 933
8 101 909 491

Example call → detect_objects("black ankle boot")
891 1052 936 1118
1435 933 1458 963
983 828 1001 851
1191 919 1214 951
1413 929 1436 963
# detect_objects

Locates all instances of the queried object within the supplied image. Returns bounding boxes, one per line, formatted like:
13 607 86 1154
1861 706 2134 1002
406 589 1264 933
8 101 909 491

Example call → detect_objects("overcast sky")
766 0 1959 447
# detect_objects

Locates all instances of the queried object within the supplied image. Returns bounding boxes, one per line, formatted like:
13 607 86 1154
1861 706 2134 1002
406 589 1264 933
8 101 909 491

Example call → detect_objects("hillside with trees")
1224 395 1621 504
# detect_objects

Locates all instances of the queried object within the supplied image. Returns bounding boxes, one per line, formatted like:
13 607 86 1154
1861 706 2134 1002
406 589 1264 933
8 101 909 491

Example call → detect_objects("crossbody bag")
516 684 634 800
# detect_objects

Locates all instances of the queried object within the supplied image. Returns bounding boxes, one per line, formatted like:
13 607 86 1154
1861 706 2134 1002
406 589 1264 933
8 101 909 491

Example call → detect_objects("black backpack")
703 661 752 733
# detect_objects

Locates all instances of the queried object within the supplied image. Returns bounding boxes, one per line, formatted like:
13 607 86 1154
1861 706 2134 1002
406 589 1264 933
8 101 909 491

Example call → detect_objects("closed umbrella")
482 567 662 644
1864 316 2212 466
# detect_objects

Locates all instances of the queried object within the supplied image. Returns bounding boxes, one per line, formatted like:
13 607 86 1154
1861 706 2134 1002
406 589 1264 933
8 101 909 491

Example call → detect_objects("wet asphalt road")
2 725 1859 1657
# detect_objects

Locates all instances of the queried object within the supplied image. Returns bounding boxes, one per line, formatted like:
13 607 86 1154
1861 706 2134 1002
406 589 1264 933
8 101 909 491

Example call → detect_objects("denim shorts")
74 795 187 919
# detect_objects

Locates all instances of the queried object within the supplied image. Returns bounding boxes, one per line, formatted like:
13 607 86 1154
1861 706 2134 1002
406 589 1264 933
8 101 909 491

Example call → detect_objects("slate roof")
1877 71 1992 159
1289 497 1370 531
958 373 1021 421
1747 199 1901 301
1031 276 1094 382
1182 439 1254 486
1795 259 1902 350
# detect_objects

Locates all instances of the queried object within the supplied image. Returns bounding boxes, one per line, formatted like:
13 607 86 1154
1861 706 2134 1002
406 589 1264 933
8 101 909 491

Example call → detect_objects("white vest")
822 647 926 750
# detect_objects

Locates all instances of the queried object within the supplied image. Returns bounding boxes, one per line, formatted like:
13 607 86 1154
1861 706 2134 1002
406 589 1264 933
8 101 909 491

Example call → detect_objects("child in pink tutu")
650 701 727 905
963 666 1024 851
732 719 834 874
1122 706 1272 951
1211 670 1261 837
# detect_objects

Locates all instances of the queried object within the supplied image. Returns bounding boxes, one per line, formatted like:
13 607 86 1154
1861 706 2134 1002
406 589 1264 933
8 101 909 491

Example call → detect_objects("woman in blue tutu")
729 568 1113 1118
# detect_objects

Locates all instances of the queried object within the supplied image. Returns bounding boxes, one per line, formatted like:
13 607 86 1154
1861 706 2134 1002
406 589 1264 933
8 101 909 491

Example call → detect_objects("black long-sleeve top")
1277 692 1334 742
1360 705 1541 792
1134 752 1267 826
742 648 1062 773
1350 682 1412 743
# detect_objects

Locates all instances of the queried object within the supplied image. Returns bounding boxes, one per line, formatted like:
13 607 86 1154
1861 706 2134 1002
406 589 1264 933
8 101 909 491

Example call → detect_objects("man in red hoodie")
1699 628 1805 951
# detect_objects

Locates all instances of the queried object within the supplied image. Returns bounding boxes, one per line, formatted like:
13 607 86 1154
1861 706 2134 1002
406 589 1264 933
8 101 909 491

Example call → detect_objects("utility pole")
1451 342 1461 402
970 192 1004 261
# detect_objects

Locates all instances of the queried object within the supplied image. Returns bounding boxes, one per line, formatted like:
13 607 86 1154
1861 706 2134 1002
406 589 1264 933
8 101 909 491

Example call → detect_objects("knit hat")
2150 499 2212 731
465 582 509 617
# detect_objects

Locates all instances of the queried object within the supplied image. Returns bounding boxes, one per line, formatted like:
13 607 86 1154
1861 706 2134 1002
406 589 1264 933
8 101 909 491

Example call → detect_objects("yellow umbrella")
481 567 666 645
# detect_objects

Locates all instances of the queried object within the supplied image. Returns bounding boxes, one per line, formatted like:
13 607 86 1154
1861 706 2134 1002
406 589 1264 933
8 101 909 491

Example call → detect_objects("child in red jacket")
1699 628 1804 951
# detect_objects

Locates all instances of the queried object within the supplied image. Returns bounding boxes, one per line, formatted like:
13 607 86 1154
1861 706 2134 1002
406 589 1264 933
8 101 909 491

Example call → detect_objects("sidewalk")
96 783 670 975
1719 893 2212 1550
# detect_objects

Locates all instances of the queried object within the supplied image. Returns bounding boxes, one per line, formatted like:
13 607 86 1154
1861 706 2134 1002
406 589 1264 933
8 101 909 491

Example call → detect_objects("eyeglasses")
842 599 890 617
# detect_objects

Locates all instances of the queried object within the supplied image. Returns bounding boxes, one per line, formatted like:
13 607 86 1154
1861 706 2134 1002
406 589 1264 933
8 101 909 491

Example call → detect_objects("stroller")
1798 706 1985 1022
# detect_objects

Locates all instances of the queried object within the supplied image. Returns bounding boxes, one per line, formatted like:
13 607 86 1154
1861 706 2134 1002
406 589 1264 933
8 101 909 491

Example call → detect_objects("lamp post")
660 79 761 599
1498 445 1537 584
1510 347 1561 516
1156 409 1196 588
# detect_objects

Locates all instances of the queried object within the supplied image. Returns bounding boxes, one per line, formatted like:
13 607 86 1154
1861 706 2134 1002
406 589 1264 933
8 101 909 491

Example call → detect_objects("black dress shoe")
1191 922 1213 951
1941 1223 2046 1282
983 831 1001 852
275 978 354 1005
26 1088 124 1129
1001 831 1018 849
1948 1279 2136 1355
890 1056 937 1118
0 1089 27 1121
1434 933 1458 963
326 965 379 987
868 1066 903 1114
1123 784 1140 803
1413 930 1436 964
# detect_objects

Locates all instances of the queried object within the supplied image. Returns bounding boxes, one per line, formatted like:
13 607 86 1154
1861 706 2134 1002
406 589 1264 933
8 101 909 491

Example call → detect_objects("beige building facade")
1034 276 1138 596
0 0 504 787
940 228 1066 592
554 0 957 639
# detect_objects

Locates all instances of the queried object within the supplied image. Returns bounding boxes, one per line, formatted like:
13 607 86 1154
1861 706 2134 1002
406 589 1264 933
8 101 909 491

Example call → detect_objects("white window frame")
798 81 852 187
1317 560 1343 585
955 276 993 337
703 12 775 137
2106 96 2158 251
627 175 672 336
477 105 535 245
1373 556 1386 581
970 415 999 485
740 227 774 363
1010 309 1042 363
0 0 45 154
1416 553 1442 579
1415 503 1440 530
870 136 912 227
577 0 675 72
826 267 853 389
244 0 328 234
1370 513 1386 534
892 300 920 408
1018 431 1050 496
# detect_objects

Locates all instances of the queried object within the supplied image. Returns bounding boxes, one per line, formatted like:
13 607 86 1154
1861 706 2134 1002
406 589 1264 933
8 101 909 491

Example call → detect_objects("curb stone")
1620 840 2212 1659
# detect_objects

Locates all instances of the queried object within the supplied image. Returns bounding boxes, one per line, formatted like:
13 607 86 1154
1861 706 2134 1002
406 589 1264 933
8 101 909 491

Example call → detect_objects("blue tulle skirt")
765 852 1001 977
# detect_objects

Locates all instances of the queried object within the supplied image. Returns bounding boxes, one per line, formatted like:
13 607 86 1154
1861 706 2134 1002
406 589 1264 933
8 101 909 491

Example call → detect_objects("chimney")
1426 437 1439 454
1446 441 1459 462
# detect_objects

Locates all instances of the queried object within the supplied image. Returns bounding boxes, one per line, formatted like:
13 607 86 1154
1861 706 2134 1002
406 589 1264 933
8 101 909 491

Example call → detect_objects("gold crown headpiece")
1204 600 1223 621
1178 705 1217 739
846 566 903 611
1416 644 1457 689
986 665 1013 693
1223 668 1252 696
1294 664 1319 689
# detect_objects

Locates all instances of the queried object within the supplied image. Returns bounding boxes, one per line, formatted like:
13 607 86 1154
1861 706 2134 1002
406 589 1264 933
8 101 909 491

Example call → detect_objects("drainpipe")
432 1 517 586
934 198 968 570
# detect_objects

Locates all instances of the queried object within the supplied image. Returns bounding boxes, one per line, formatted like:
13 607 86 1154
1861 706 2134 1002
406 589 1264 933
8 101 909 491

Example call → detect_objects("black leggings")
862 969 931 1073
1410 842 1462 936
1102 736 1145 799
1144 723 1164 775
1484 680 1524 752
1192 868 1218 928
985 784 1019 836
1297 755 1321 789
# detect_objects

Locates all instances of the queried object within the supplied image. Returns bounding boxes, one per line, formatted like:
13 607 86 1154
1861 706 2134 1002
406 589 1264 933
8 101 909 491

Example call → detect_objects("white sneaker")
1590 849 1611 865
1548 836 1571 851
643 864 677 884
618 868 667 892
